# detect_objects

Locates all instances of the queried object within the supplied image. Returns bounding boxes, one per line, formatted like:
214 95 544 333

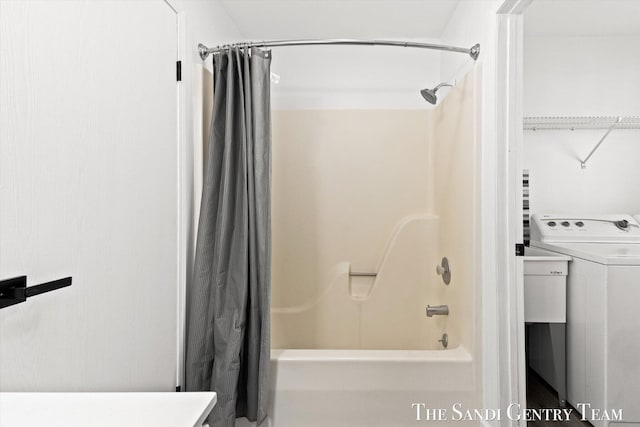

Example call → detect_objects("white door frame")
495 0 531 424
163 0 187 391
175 9 187 391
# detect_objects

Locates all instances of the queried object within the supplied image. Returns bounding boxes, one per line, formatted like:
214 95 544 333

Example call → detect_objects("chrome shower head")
420 82 453 105
420 88 438 105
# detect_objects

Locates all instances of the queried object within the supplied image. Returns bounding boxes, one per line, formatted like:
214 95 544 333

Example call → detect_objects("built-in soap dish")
348 269 377 301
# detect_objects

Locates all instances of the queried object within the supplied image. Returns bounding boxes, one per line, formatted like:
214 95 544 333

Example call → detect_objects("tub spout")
426 304 449 317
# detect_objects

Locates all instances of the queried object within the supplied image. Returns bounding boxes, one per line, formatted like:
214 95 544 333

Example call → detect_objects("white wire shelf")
523 116 640 168
523 116 640 131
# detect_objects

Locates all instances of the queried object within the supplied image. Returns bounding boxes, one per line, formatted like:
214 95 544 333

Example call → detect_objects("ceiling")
218 0 461 40
525 0 640 37
217 0 640 41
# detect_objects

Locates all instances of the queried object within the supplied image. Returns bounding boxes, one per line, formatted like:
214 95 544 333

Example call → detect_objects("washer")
531 214 640 427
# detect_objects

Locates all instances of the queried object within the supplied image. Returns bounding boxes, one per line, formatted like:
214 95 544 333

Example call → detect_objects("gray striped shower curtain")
186 46 272 427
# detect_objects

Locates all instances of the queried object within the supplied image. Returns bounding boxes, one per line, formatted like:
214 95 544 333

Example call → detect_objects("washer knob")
615 219 629 231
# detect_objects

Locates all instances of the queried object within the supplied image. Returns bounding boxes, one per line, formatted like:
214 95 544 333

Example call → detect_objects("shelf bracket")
580 116 622 169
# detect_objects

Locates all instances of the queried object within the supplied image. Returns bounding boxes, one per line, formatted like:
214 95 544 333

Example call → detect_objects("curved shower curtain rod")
197 39 480 61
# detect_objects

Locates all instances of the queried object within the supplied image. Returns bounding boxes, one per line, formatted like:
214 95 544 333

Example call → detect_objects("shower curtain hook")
261 41 270 58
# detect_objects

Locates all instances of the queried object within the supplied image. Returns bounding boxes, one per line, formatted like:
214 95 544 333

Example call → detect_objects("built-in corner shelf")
523 116 640 168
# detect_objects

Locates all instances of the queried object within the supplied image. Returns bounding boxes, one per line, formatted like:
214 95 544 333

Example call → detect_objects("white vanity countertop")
0 392 216 427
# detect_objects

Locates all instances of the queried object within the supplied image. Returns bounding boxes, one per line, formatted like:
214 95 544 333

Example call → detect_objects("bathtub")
235 347 479 427
266 347 478 427
236 346 481 427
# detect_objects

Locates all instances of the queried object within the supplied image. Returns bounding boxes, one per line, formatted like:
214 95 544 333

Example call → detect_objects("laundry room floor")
527 369 592 427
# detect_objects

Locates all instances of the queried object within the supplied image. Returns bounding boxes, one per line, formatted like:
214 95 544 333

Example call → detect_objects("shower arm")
198 39 480 61
433 83 453 91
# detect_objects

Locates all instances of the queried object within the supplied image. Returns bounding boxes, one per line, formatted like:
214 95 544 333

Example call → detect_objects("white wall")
524 36 640 214
440 0 501 88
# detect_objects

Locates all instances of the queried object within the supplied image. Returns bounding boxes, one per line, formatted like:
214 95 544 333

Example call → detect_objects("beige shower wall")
270 69 479 350
271 110 437 349
432 69 480 354
271 110 433 306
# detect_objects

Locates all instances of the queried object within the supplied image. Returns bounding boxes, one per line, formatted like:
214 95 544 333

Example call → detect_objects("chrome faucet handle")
438 333 449 348
436 257 451 285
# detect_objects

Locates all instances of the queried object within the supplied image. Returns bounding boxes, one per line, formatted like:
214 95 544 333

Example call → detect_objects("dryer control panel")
531 214 640 243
